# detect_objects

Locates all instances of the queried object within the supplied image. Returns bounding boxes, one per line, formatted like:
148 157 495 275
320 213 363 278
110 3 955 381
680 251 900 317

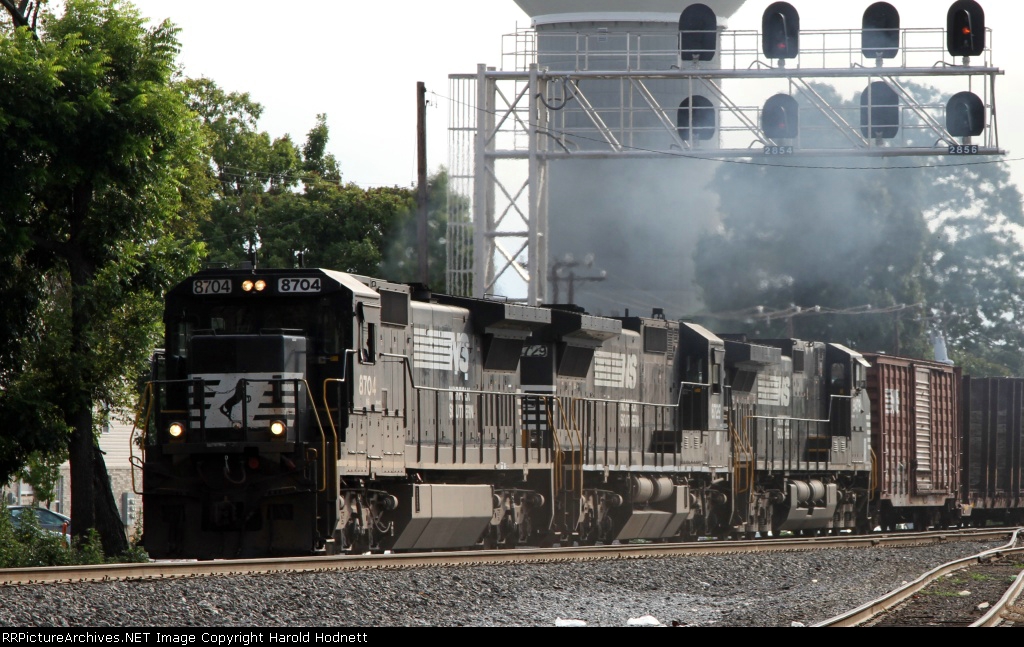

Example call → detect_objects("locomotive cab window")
174 321 191 358
853 363 865 390
362 323 376 364
830 362 846 391
712 348 724 393
682 356 705 384
319 301 340 355
356 302 377 365
852 356 869 390
380 290 409 326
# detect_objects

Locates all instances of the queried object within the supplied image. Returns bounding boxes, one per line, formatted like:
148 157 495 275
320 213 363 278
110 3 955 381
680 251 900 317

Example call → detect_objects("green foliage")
117 542 150 564
75 528 106 565
0 507 75 568
18 451 67 503
256 181 414 273
184 78 421 274
0 506 146 567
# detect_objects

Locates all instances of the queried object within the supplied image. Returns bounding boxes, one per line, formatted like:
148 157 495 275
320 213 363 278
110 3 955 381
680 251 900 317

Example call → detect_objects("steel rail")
813 528 1024 627
972 564 1024 627
0 528 1013 588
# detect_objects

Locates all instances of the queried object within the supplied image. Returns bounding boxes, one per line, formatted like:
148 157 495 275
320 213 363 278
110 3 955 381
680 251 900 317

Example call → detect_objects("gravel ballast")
0 539 1008 627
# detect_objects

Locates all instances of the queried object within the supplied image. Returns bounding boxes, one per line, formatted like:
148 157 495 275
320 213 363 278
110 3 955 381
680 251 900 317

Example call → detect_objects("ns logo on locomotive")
137 266 1008 559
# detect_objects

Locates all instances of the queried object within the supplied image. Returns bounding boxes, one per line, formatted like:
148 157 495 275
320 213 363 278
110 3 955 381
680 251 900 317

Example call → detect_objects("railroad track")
0 528 1013 587
813 528 1024 627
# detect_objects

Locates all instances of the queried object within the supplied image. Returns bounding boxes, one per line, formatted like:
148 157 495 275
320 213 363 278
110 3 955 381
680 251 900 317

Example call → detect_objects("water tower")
509 1 747 316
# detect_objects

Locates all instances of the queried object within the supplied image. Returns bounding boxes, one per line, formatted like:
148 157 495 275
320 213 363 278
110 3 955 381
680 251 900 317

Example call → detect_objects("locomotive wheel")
480 528 498 550
497 515 518 548
342 519 368 555
576 513 598 546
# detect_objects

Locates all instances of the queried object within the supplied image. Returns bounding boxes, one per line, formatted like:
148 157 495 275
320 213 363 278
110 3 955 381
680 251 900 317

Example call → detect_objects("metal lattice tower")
446 8 1004 309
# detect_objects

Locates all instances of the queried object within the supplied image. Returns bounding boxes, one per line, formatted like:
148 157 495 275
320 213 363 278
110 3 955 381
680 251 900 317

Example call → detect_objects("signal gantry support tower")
446 1 1004 308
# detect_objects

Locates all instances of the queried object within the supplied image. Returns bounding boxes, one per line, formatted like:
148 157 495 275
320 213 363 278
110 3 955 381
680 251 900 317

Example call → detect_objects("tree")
0 0 40 30
183 76 301 268
259 116 413 273
0 0 210 555
184 83 416 274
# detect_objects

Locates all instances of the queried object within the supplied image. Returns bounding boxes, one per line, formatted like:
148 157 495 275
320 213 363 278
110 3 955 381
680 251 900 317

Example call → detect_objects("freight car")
136 266 888 558
960 377 1024 527
861 353 962 531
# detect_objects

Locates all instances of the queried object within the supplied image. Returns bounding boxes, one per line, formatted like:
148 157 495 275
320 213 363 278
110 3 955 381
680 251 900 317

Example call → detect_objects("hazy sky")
130 0 1024 191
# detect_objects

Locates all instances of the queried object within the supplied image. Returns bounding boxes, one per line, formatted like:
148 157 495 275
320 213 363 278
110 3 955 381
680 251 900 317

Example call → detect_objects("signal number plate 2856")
279 277 322 293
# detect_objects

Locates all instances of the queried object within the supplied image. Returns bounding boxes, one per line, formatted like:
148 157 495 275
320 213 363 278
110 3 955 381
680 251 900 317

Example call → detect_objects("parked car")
7 505 71 544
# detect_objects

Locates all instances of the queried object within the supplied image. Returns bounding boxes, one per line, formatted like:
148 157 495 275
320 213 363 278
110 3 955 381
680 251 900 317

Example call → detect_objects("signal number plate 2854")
278 277 322 293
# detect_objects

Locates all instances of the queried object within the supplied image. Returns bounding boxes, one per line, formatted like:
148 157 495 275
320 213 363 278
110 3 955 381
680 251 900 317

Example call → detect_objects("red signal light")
961 26 971 35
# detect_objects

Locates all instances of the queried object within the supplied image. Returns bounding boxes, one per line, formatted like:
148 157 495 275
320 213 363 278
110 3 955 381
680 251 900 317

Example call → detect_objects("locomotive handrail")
378 351 535 462
552 397 585 493
678 379 714 389
299 378 330 493
546 397 567 492
568 398 584 492
562 398 582 493
321 378 343 464
379 352 418 389
742 412 831 473
129 381 157 496
742 412 833 424
730 417 754 495
321 348 358 464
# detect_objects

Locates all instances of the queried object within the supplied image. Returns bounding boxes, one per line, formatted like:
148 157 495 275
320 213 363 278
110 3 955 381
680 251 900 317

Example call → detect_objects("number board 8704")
278 277 322 293
193 278 232 295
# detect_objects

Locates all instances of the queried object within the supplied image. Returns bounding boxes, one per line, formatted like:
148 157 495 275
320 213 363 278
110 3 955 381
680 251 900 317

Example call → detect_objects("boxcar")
862 353 961 530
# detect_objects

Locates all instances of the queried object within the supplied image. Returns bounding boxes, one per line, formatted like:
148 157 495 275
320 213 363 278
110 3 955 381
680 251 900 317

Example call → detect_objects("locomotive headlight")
254 279 267 292
168 422 185 439
242 280 254 292
270 420 287 437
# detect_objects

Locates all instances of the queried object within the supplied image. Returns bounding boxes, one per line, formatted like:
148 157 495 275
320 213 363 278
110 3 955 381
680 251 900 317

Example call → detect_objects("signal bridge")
446 1 1003 304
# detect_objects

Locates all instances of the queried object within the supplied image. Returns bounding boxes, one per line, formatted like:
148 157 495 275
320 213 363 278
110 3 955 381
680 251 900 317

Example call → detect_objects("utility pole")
548 255 606 305
416 82 429 285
